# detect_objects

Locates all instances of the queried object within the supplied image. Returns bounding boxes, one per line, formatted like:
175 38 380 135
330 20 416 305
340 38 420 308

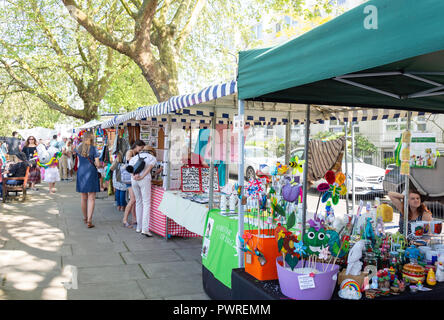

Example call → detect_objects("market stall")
98 81 239 239
229 0 444 301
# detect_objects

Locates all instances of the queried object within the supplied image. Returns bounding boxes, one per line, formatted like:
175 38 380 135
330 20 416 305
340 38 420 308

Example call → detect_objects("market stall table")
231 268 444 300
150 186 201 238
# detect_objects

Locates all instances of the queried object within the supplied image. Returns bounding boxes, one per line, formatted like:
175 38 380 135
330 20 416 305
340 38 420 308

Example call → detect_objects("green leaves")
286 212 295 230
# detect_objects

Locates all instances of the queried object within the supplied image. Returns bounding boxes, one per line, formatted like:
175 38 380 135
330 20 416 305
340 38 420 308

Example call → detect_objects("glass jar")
364 251 377 269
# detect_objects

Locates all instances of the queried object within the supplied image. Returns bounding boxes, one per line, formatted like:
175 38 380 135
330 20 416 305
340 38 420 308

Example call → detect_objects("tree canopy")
0 0 358 128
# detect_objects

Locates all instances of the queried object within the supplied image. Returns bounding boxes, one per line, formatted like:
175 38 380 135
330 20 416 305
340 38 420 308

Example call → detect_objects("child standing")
44 161 61 194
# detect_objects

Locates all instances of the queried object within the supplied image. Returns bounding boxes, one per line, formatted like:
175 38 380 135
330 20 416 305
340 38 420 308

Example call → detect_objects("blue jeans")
0 180 23 197
115 189 127 207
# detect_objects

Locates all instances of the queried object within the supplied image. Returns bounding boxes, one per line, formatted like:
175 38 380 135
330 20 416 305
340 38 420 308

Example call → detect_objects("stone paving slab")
1 181 208 300
2 269 70 290
62 234 112 245
62 253 125 268
77 264 147 284
170 237 203 248
124 238 180 252
140 260 202 279
173 247 203 263
0 286 67 300
137 275 205 299
71 242 128 255
165 293 210 300
1 240 72 257
121 249 183 264
0 250 62 270
67 280 146 300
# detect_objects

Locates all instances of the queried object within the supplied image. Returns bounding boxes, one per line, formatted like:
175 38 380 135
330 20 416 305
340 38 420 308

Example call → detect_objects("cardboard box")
337 270 368 289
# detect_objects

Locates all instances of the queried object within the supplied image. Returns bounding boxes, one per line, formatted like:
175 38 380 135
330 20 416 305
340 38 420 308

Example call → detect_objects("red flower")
317 183 330 192
309 272 315 278
324 170 336 185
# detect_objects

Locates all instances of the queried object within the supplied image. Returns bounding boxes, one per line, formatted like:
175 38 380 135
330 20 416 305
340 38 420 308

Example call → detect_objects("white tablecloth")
157 191 209 236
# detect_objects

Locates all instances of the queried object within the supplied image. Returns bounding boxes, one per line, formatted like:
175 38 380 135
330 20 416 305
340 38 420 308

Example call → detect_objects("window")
330 127 342 133
386 124 398 131
252 24 263 40
386 118 407 131
384 151 394 159
284 16 291 26
275 23 281 33
417 123 426 132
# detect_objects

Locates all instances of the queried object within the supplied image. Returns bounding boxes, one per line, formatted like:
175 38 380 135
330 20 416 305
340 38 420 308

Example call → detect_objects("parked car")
229 146 279 181
383 165 404 194
280 148 386 197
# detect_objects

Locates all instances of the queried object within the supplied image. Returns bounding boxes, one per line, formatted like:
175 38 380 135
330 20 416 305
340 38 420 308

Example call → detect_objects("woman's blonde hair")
79 132 95 157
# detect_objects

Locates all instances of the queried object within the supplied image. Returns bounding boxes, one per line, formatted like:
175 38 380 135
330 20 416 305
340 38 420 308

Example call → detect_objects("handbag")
126 154 146 175
120 164 132 184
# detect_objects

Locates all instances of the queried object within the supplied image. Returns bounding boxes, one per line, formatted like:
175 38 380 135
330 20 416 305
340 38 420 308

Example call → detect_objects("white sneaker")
136 229 141 233
141 231 153 237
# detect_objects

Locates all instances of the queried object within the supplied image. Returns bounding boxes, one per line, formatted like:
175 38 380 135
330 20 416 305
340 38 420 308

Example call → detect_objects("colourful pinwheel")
320 171 348 205
319 246 330 260
294 241 307 257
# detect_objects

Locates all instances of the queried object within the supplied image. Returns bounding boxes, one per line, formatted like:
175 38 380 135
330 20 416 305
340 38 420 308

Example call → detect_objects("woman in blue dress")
76 132 101 228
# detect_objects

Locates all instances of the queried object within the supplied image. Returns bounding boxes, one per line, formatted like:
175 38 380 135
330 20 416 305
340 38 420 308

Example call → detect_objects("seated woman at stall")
388 190 432 235
0 152 29 198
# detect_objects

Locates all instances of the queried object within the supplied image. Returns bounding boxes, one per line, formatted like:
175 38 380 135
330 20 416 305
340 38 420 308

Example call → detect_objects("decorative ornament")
289 156 304 175
303 226 329 256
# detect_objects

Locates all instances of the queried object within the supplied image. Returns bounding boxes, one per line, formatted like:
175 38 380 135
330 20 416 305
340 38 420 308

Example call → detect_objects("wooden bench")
2 166 30 203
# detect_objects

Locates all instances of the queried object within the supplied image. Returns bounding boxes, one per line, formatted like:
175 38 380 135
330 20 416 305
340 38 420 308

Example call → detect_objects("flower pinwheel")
246 179 264 199
289 156 305 175
294 241 307 257
319 246 330 260
320 171 348 205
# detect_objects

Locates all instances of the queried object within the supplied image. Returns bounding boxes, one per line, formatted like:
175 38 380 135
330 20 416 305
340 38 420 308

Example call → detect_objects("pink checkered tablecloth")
150 185 201 238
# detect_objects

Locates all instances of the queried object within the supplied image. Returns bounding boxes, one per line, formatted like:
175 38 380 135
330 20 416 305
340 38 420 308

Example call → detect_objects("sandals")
83 218 87 224
87 221 95 228
123 222 133 229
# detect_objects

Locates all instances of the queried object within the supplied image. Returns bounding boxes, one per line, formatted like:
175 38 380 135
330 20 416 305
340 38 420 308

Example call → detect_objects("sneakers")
141 231 153 237
136 229 141 233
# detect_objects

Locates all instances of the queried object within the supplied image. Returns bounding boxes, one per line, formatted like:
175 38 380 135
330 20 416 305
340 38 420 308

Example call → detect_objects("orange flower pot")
244 229 280 281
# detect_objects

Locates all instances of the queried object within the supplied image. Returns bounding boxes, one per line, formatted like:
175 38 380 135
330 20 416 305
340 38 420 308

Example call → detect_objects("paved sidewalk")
0 181 208 300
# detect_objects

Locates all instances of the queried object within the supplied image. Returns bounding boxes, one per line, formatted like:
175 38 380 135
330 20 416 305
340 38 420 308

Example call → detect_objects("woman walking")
129 145 157 237
22 136 41 190
76 132 100 228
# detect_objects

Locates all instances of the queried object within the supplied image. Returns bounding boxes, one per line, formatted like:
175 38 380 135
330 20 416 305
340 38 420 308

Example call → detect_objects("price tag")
298 275 316 290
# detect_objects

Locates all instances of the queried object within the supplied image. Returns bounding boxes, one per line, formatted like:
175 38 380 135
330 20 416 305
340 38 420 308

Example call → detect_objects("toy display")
234 152 442 301
402 263 426 284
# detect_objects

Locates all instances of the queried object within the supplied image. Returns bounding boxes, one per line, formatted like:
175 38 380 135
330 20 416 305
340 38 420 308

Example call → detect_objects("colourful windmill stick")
330 240 346 271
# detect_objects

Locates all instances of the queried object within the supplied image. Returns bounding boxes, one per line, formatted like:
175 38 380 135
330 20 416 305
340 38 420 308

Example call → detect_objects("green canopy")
237 0 444 113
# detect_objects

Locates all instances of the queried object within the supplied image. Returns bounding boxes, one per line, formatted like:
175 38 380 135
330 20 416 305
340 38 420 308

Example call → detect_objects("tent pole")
238 99 245 268
209 112 216 210
344 122 349 215
302 105 310 237
225 122 230 187
165 115 172 191
351 121 356 213
404 111 412 238
285 113 291 164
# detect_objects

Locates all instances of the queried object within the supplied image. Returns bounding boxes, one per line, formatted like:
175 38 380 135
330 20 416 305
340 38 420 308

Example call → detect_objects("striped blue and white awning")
168 80 237 112
99 78 428 128
101 116 118 129
136 101 169 120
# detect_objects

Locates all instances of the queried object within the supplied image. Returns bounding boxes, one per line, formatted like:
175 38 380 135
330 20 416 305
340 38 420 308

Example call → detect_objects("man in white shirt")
129 145 157 237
